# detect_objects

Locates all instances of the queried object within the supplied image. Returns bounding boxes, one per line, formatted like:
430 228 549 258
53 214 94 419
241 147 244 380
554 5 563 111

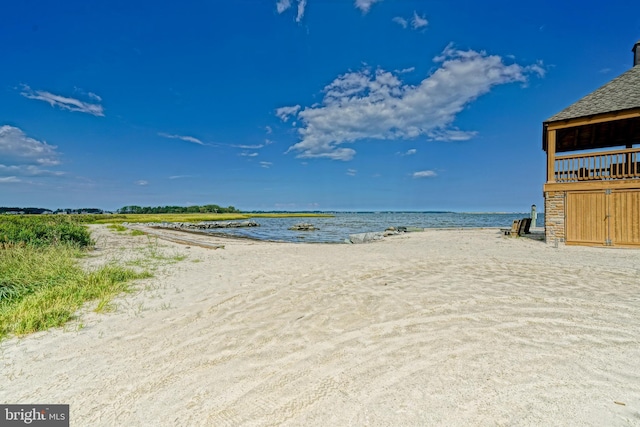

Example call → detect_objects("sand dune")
2 225 640 426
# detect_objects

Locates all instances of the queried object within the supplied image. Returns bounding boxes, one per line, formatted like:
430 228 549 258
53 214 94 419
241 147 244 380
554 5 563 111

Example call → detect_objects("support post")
547 129 557 183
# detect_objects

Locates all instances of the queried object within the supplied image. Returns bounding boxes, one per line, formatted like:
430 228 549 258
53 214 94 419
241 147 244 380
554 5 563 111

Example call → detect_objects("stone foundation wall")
544 191 565 244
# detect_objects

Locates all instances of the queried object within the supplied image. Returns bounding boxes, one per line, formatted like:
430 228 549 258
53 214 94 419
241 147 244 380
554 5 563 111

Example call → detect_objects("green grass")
0 215 153 340
125 236 188 270
0 244 150 339
0 216 93 247
107 224 128 232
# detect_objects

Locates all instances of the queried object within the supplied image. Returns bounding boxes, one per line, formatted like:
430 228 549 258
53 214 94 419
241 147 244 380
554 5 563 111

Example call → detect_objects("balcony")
553 147 640 183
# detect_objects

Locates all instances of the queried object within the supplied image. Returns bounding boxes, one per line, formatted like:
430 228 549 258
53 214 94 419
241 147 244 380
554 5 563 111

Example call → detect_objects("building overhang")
543 109 640 152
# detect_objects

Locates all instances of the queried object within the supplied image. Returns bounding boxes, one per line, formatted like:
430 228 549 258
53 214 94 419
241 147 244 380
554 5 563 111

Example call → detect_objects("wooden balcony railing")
554 147 640 183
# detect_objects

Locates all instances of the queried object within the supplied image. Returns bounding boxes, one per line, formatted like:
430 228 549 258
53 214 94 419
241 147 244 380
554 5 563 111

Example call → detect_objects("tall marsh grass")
0 216 149 340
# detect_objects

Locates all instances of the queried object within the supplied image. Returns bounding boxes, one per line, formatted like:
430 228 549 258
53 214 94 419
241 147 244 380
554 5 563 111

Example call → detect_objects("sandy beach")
1 225 640 426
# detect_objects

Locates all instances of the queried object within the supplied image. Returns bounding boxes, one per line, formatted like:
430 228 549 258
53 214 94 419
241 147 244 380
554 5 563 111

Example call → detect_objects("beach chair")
503 219 522 236
502 218 531 237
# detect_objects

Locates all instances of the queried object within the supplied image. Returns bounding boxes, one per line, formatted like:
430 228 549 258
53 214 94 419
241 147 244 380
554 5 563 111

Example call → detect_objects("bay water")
202 212 544 243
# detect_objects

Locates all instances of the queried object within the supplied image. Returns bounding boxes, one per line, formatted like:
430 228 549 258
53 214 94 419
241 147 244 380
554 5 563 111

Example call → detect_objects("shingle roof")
545 65 640 123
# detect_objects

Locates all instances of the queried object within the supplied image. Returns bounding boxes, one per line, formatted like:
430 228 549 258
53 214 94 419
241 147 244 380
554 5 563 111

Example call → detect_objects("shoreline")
127 222 546 245
1 225 638 425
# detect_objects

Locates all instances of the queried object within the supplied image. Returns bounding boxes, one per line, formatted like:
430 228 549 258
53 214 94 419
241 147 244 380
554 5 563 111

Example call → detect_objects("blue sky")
1 0 639 212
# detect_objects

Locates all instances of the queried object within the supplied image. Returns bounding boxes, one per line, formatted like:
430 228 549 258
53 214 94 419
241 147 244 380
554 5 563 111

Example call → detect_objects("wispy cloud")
355 0 383 13
404 149 417 156
395 67 415 74
279 45 545 160
276 0 306 22
392 17 408 29
394 12 428 30
413 170 437 178
276 105 301 121
277 0 382 21
158 132 207 146
240 152 259 157
0 164 64 176
168 175 193 180
0 176 21 183
411 11 428 29
346 168 357 176
296 0 307 22
135 180 149 186
20 85 104 116
265 126 273 134
260 161 273 168
276 0 291 13
232 144 264 149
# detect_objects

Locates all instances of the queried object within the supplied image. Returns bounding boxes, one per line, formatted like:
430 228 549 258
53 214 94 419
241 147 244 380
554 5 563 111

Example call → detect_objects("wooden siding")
565 191 607 245
564 190 640 247
611 190 640 245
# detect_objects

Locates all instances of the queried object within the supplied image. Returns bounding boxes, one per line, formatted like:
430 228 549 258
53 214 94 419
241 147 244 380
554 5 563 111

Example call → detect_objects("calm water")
202 212 544 243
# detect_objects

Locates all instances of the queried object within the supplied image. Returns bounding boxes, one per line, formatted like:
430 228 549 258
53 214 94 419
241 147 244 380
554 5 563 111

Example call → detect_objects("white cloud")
240 152 259 157
0 125 60 169
296 0 307 22
265 126 273 134
392 17 407 28
395 67 415 74
233 144 264 149
411 11 428 29
168 175 193 180
276 0 306 22
405 149 417 155
20 85 104 116
346 168 357 176
281 45 544 161
0 176 21 183
158 132 207 146
260 161 273 168
355 0 383 13
265 138 274 145
413 170 437 178
87 92 102 102
0 164 64 176
276 0 291 13
275 105 301 122
135 180 149 186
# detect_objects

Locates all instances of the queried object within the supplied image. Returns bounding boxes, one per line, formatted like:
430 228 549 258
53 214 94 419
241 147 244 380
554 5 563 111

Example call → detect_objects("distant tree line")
1 207 106 215
117 205 240 214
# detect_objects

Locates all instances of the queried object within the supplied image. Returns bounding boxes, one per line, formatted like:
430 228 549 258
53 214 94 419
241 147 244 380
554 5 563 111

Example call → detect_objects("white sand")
2 225 640 426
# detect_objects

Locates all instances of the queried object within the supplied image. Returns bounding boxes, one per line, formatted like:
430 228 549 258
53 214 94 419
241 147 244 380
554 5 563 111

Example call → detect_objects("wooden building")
543 41 640 247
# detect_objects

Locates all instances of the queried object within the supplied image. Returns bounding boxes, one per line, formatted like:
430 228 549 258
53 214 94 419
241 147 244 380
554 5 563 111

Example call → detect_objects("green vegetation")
0 215 93 247
107 223 128 232
0 216 149 340
90 212 333 224
118 204 240 214
125 236 188 271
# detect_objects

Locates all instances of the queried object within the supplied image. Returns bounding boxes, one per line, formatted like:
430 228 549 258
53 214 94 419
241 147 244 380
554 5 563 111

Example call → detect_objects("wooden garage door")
565 191 608 245
611 190 640 246
566 190 640 246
